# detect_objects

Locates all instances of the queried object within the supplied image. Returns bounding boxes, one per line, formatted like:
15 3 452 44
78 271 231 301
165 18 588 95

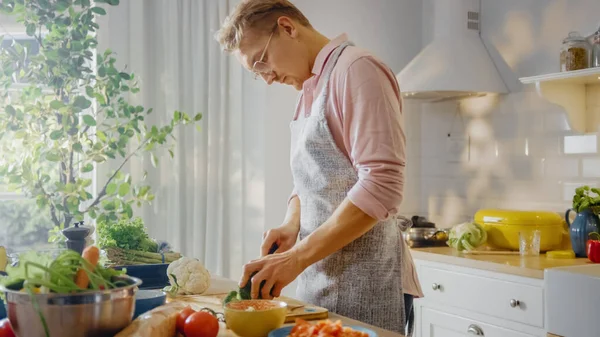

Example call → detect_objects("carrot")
75 246 100 290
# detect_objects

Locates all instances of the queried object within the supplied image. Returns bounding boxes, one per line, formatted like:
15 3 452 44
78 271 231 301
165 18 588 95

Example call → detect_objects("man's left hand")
239 250 304 299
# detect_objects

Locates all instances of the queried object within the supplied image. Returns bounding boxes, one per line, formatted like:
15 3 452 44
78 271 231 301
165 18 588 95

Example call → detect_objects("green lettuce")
447 222 488 251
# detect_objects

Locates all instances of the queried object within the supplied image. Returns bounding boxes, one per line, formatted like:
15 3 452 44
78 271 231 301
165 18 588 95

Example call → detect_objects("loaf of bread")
115 302 187 337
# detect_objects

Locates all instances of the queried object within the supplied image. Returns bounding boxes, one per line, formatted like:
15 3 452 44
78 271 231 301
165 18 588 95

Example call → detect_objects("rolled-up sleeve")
339 57 406 221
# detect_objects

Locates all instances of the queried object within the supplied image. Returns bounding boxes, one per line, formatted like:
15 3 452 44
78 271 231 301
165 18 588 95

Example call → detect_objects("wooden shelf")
520 68 600 134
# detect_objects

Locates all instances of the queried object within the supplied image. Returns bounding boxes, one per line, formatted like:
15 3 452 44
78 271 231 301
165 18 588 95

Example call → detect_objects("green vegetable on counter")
98 217 158 252
447 222 488 251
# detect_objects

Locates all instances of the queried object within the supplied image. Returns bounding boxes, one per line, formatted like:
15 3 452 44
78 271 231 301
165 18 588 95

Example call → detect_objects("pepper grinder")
62 221 91 255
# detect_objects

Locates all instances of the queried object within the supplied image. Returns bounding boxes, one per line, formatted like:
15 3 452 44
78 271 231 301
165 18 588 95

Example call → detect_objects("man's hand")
239 250 304 299
261 223 300 257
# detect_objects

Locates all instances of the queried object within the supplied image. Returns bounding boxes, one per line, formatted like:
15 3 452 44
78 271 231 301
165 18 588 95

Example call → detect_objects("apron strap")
315 41 353 117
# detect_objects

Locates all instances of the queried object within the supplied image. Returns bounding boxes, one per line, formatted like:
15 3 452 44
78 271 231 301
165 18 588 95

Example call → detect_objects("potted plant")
566 186 600 257
0 0 200 260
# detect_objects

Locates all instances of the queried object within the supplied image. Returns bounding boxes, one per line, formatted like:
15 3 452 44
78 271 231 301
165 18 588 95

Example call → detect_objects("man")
216 0 421 333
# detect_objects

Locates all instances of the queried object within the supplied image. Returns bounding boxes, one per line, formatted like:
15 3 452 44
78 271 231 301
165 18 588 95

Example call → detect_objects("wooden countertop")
120 277 406 337
410 247 591 279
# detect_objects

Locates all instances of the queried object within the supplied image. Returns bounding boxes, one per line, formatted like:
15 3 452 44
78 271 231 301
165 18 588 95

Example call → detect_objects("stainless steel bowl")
403 228 450 248
0 275 142 337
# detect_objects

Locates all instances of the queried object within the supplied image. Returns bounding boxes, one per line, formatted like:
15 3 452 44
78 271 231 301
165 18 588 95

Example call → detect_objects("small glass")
519 230 541 256
560 31 591 71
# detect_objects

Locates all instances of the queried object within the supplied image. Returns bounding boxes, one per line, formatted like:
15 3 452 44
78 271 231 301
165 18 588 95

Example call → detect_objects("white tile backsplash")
411 91 600 225
582 158 600 178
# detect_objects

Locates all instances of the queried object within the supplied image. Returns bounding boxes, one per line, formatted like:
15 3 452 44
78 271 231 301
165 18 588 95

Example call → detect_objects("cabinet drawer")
421 306 537 337
419 265 543 328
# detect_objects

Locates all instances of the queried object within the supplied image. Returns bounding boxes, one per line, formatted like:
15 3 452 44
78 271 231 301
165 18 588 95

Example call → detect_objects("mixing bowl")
224 300 288 337
0 275 142 337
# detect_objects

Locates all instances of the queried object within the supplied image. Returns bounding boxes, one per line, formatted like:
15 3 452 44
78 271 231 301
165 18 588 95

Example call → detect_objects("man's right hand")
261 223 300 257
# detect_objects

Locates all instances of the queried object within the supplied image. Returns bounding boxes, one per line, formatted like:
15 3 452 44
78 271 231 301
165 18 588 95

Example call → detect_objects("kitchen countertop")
410 247 591 279
123 276 406 337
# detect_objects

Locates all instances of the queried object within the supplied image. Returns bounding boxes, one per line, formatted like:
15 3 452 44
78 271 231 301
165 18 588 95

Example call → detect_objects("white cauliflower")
164 256 211 295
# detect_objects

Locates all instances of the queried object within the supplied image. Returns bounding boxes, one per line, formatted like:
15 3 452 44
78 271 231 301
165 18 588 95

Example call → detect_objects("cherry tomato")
0 319 16 337
176 306 196 334
184 311 219 337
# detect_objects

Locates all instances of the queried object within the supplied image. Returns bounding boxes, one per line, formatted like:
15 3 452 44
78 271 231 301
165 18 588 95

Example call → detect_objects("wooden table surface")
177 276 406 337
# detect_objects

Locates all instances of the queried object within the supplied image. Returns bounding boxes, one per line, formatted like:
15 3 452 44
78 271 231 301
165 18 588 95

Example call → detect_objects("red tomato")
176 306 196 333
0 319 15 337
184 311 219 337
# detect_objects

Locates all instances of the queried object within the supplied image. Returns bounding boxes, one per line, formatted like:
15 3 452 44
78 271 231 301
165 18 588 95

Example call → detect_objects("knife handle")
268 243 279 255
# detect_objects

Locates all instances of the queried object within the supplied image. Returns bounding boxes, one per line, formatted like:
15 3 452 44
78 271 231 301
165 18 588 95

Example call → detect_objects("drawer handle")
467 324 484 336
510 299 520 308
431 283 441 291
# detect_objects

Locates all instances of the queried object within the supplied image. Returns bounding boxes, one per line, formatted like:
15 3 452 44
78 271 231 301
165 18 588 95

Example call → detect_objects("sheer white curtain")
96 0 266 279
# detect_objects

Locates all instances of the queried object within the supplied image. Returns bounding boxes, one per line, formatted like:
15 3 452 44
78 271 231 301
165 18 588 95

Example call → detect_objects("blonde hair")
215 0 312 52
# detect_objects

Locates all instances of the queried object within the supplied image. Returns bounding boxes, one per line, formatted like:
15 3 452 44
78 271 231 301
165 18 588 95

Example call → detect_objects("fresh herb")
573 186 600 214
97 217 158 252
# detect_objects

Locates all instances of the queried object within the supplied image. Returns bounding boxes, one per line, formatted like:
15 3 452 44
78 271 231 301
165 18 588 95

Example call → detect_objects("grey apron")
290 42 405 332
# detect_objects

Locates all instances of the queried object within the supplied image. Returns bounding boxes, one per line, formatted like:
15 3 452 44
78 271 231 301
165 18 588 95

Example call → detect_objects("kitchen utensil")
411 215 436 228
519 230 541 256
403 228 449 248
565 208 600 257
61 221 91 255
0 275 142 337
133 289 166 319
224 300 288 337
268 325 378 337
474 209 564 252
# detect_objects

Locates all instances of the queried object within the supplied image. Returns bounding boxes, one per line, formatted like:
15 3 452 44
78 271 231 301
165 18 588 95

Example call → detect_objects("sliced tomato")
176 306 196 334
184 311 219 337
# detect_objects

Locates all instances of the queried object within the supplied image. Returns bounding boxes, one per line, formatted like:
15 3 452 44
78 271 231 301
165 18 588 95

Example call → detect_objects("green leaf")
82 163 94 173
73 142 83 152
98 66 106 77
46 151 61 162
106 0 120 5
86 86 94 97
91 7 106 15
119 72 131 80
168 149 174 158
83 115 96 126
173 111 181 122
106 183 117 195
49 130 63 140
150 153 158 168
194 113 202 121
118 182 130 197
97 130 107 142
74 96 92 109
50 100 65 109
93 155 106 163
5 105 16 115
26 23 36 36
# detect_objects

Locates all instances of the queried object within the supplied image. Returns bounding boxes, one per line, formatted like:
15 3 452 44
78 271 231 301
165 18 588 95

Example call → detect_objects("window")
0 33 56 253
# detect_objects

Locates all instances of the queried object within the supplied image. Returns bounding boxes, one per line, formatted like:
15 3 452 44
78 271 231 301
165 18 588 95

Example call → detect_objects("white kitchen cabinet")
421 307 536 337
412 259 547 337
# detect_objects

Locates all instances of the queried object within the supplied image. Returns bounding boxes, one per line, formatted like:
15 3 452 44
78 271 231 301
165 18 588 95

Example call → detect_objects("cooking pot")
403 228 449 248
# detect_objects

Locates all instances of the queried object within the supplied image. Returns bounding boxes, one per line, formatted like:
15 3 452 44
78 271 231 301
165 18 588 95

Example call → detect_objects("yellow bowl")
224 300 288 337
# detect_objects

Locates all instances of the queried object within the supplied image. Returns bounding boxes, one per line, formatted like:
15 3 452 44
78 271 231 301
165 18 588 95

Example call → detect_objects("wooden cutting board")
168 293 329 323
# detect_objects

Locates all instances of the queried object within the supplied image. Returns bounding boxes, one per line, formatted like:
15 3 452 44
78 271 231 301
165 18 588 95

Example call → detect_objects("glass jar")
587 24 600 68
560 31 591 71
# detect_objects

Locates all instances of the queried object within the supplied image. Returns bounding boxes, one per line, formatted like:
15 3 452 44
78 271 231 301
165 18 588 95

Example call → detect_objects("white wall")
417 0 600 227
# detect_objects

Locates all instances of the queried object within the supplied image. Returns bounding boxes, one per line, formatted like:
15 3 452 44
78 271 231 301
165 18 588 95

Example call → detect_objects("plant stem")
85 137 150 212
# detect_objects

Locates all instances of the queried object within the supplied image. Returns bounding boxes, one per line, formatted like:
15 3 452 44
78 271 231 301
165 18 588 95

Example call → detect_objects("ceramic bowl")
133 289 166 319
224 300 288 337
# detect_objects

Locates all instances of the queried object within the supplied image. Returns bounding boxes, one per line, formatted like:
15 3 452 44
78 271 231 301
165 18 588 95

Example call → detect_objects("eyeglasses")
252 31 274 81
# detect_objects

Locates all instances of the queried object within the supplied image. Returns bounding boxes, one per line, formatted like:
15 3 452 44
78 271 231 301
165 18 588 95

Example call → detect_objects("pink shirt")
290 34 406 222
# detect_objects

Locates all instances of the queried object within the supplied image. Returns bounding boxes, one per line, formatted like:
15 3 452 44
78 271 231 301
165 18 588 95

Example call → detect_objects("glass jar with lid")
560 31 591 71
587 24 600 68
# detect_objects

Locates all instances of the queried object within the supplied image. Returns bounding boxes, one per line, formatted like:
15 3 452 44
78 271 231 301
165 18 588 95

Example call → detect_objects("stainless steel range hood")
397 0 509 101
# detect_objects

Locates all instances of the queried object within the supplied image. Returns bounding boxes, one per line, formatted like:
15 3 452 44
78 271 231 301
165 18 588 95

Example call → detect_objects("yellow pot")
224 300 288 337
474 209 566 252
